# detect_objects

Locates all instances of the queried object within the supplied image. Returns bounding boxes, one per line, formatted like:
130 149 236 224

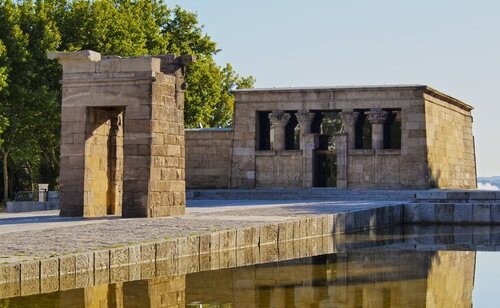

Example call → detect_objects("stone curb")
0 204 401 298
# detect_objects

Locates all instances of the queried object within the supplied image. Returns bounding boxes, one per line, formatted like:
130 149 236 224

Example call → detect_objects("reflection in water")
0 249 476 308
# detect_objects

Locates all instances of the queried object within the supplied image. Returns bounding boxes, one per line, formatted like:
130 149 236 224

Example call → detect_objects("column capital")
366 109 388 124
339 111 360 126
296 110 314 128
269 111 291 128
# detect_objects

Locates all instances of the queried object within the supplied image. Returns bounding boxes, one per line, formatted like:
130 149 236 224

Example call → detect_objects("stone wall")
185 129 233 189
182 85 476 190
348 150 403 188
255 151 302 188
146 74 186 217
83 107 123 217
424 94 477 188
51 50 191 218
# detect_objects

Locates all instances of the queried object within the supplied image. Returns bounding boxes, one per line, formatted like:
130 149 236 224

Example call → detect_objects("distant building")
186 85 477 189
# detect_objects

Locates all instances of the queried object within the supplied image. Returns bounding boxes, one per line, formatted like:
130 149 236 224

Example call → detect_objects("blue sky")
169 0 500 176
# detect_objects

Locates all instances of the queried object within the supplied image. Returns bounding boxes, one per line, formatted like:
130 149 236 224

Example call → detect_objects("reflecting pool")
2 225 500 307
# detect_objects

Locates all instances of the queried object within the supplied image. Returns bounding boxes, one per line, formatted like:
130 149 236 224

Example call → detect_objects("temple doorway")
312 112 342 187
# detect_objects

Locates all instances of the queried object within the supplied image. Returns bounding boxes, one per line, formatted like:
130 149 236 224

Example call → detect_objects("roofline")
423 86 473 111
233 84 473 111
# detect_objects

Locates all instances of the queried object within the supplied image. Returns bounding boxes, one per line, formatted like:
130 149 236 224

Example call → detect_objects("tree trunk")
2 149 8 207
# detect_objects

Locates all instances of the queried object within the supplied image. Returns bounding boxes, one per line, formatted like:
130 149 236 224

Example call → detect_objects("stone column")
296 110 315 149
366 109 388 150
339 111 359 149
268 111 290 152
296 110 316 188
334 134 348 188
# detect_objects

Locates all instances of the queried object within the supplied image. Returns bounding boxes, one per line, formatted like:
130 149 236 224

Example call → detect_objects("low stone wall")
185 129 233 189
0 204 402 299
255 151 302 188
404 202 500 224
6 201 60 213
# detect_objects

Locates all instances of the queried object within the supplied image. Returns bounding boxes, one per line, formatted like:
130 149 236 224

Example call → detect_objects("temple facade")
186 85 477 189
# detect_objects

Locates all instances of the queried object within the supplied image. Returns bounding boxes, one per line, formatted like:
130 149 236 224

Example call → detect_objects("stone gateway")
49 50 193 218
186 86 477 190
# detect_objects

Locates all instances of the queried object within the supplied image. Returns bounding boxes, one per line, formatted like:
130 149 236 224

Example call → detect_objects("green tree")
0 0 62 204
0 0 254 203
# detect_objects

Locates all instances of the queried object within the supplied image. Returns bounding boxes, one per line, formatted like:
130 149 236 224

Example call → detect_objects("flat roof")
233 84 473 111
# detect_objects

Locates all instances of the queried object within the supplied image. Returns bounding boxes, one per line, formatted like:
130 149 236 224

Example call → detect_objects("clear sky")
169 0 500 176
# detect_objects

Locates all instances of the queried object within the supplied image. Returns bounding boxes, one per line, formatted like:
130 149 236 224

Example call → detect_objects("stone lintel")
48 50 101 74
366 109 389 124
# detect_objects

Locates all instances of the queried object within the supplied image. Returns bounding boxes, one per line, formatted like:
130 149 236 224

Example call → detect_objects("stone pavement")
0 199 399 264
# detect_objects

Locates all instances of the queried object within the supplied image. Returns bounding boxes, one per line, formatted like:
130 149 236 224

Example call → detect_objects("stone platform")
1 189 500 299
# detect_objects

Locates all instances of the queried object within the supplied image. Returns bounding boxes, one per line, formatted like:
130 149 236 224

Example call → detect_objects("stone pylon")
49 50 194 218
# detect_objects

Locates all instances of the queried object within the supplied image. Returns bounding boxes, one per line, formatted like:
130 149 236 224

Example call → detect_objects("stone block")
110 247 129 268
60 255 76 275
210 232 220 254
453 203 473 223
110 266 128 284
75 252 93 273
75 271 93 289
156 259 178 277
491 204 500 223
199 253 212 271
178 236 199 257
473 226 491 245
40 258 59 280
220 230 237 250
453 226 473 245
129 264 141 281
0 264 20 286
96 56 161 73
473 204 491 223
140 243 156 263
141 262 156 280
236 227 258 248
293 219 306 239
60 273 76 291
94 250 110 270
20 261 40 284
403 203 418 222
321 215 334 236
236 247 258 266
435 204 454 223
419 204 436 222
354 210 371 230
156 239 178 261
94 269 110 286
220 249 237 269
40 275 59 294
259 244 278 264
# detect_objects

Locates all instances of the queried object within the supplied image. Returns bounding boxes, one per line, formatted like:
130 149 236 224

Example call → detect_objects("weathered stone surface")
51 50 190 218
187 85 476 190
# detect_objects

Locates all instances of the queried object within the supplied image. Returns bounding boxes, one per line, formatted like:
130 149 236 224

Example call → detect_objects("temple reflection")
1 249 475 308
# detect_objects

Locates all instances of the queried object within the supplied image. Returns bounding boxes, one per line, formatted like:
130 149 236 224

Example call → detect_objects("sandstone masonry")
49 50 193 217
186 85 477 189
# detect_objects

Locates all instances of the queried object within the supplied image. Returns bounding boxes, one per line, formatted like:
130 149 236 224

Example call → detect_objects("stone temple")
186 86 477 190
50 51 477 218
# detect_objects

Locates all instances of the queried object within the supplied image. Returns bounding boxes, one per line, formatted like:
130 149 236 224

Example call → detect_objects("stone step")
188 189 500 202
187 189 418 201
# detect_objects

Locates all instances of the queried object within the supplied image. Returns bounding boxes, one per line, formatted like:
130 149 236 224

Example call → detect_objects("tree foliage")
0 0 254 203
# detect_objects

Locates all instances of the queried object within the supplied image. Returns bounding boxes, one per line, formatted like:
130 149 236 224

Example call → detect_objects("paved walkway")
0 199 399 263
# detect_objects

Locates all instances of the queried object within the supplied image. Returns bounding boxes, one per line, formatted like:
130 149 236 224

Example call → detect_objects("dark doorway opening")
312 111 342 187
